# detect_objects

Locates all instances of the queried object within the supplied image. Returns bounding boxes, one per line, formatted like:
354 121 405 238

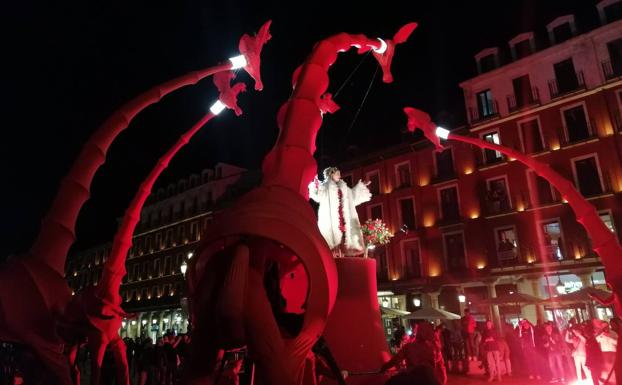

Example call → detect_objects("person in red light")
381 322 446 385
461 308 477 363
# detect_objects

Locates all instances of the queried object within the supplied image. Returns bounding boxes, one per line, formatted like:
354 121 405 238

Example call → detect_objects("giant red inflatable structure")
185 24 417 385
0 21 270 385
404 106 622 382
63 71 250 385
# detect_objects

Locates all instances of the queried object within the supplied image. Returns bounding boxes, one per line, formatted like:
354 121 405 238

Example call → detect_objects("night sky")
0 0 598 258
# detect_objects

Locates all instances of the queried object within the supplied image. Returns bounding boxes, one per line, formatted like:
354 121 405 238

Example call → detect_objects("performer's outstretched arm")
308 175 325 203
351 180 372 206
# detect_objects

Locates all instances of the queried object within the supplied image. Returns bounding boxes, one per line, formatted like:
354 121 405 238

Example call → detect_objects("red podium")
321 257 391 385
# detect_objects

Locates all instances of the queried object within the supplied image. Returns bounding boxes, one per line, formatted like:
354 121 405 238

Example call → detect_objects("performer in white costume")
308 167 372 256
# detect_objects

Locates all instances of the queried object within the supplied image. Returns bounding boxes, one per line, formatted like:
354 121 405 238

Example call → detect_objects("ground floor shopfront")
119 307 189 340
378 257 614 338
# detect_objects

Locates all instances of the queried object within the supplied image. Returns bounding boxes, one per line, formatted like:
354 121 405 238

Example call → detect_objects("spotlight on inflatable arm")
435 126 450 139
229 55 247 69
209 100 227 115
372 38 388 54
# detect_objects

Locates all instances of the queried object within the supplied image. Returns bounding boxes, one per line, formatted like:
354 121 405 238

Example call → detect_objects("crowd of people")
386 308 619 384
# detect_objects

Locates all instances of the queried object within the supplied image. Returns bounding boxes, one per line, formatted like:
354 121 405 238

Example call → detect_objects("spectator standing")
481 320 501 382
518 319 542 380
594 319 617 383
461 309 477 362
565 325 591 382
542 322 566 383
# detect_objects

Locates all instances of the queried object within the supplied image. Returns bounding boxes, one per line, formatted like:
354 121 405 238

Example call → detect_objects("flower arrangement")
361 219 393 257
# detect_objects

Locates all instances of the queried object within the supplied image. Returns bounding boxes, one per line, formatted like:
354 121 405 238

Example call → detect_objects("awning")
540 287 613 305
479 292 542 306
380 306 411 317
403 307 460 320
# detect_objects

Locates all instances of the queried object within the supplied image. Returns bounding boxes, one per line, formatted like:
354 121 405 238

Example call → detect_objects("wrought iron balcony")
506 87 540 112
548 70 585 98
497 249 519 266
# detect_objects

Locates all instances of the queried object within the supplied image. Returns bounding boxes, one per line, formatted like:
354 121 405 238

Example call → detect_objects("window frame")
365 170 381 196
485 174 513 210
397 196 417 230
479 129 503 164
400 237 423 279
436 183 461 220
538 217 566 260
394 161 412 188
560 101 592 143
442 230 468 271
570 153 605 195
367 203 384 221
517 115 546 154
433 147 455 178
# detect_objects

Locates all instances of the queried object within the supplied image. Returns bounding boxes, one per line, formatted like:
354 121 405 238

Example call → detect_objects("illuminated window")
542 220 564 260
476 89 495 118
481 131 502 164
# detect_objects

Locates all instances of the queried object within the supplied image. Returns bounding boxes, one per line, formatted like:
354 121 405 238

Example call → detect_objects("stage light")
229 55 247 69
209 100 226 115
373 38 388 54
435 126 450 139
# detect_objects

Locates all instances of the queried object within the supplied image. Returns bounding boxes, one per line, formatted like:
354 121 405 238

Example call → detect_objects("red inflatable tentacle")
261 34 387 196
95 112 216 305
28 63 231 276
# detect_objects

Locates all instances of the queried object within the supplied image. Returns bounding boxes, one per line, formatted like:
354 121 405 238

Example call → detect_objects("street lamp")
180 261 188 276
413 297 421 307
458 294 466 303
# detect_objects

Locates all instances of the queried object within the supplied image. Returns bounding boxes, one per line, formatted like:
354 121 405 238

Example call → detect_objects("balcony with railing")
558 120 597 147
469 100 500 125
602 59 622 81
431 170 457 185
497 248 519 266
548 70 585 99
483 191 513 217
506 87 540 113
